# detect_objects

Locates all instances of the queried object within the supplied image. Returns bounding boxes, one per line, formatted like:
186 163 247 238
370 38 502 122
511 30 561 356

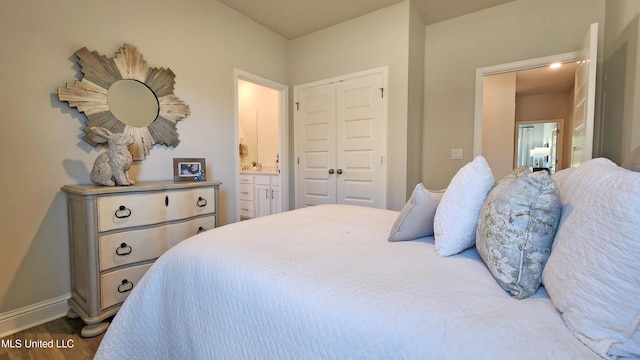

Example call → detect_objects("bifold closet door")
297 83 337 206
335 73 385 208
297 72 385 208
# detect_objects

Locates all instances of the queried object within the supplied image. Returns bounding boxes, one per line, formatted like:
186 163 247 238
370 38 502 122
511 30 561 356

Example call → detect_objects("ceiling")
219 0 572 95
515 62 577 96
218 0 516 40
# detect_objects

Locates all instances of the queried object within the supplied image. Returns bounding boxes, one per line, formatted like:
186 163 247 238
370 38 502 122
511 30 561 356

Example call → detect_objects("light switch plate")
451 148 463 160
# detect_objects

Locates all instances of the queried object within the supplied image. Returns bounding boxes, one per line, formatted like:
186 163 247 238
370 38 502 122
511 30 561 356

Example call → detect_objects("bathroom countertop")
240 170 279 175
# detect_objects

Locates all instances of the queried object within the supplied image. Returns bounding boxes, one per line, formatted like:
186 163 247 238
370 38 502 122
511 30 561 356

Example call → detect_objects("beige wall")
482 72 516 179
406 2 426 198
603 0 640 163
0 0 287 317
422 0 605 189
288 1 412 210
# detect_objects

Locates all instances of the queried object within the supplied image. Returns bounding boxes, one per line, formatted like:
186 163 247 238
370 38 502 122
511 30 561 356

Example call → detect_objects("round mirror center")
107 79 159 128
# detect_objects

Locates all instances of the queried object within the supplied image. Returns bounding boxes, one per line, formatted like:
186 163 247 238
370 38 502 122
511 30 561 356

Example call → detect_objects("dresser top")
62 180 221 195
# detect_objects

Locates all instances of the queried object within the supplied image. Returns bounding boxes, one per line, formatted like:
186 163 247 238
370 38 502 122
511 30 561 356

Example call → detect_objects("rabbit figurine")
89 127 136 186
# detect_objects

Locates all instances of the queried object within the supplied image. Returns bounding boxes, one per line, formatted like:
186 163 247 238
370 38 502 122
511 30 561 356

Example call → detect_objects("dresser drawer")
254 174 273 185
100 263 152 309
239 200 255 218
239 174 254 184
98 216 216 271
97 187 217 232
238 184 254 201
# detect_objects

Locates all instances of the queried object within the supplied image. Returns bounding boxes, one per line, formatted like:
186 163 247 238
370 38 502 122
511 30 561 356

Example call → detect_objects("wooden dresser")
61 180 221 337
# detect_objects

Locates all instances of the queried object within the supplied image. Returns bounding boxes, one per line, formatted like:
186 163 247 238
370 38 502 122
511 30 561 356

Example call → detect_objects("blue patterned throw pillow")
476 168 561 299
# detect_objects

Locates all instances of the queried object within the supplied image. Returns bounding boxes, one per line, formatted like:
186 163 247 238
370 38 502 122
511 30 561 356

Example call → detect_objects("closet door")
297 83 337 206
296 70 386 209
336 73 385 208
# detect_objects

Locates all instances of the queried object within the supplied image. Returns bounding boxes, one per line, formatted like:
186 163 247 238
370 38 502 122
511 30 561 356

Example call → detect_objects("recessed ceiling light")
549 62 562 69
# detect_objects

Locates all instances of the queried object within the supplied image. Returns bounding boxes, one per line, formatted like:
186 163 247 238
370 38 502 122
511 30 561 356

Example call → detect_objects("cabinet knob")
328 169 335 174
197 196 207 207
115 242 132 256
117 279 134 293
336 169 343 175
197 226 207 234
114 206 132 219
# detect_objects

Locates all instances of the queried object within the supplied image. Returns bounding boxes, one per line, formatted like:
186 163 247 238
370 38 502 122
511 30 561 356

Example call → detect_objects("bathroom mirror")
238 110 258 167
58 43 190 160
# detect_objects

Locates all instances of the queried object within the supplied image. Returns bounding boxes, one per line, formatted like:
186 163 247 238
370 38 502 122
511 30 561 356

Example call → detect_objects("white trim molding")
0 294 70 338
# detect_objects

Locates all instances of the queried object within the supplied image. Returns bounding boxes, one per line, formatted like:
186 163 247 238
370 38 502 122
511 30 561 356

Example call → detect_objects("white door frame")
293 66 388 209
473 51 579 157
233 69 289 222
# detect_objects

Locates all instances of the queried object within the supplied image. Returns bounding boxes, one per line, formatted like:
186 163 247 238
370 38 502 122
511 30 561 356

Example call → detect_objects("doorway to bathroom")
233 69 289 222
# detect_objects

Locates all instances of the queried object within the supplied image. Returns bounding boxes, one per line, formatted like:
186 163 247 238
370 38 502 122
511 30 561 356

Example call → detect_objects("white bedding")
95 204 599 359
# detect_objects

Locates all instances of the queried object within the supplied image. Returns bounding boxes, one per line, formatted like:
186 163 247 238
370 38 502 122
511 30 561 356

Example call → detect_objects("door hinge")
381 156 384 165
380 88 384 98
295 102 300 111
297 157 300 165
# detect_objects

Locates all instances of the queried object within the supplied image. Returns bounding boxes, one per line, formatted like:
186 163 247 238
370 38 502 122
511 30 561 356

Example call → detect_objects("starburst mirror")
58 43 190 160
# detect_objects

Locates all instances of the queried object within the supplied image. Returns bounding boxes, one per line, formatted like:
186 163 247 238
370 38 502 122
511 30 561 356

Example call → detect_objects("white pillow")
542 158 640 358
621 145 640 172
434 156 495 256
388 183 444 241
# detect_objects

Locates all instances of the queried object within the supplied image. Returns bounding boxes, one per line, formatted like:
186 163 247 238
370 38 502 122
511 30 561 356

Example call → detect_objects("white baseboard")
0 294 70 338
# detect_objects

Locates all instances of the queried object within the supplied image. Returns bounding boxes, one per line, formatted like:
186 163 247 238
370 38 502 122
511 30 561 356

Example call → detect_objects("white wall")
0 0 287 321
289 1 412 210
422 0 605 189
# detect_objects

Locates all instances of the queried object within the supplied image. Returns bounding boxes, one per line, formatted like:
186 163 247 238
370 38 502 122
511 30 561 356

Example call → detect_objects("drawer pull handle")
114 206 132 219
197 226 207 234
117 279 134 293
197 197 208 207
115 243 132 256
165 195 169 207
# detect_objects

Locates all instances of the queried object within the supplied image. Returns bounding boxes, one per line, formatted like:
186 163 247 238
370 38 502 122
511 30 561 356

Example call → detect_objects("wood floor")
0 317 103 360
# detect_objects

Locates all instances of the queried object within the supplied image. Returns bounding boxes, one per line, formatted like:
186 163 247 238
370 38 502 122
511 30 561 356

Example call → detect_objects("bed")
94 157 640 360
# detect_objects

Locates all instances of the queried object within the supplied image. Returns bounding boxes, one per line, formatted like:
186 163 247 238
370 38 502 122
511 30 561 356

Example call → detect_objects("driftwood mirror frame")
58 43 190 160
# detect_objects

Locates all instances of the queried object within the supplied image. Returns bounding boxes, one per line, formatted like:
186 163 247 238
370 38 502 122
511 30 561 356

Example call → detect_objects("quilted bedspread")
94 204 599 360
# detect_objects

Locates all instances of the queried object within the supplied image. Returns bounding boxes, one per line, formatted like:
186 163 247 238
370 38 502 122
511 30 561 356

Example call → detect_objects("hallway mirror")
515 120 562 174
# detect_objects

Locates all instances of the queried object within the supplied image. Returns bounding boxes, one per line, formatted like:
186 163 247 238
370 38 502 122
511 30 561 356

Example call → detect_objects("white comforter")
95 204 599 360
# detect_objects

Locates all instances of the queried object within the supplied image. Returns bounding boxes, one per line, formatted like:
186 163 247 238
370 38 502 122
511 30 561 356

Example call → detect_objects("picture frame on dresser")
173 158 206 182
